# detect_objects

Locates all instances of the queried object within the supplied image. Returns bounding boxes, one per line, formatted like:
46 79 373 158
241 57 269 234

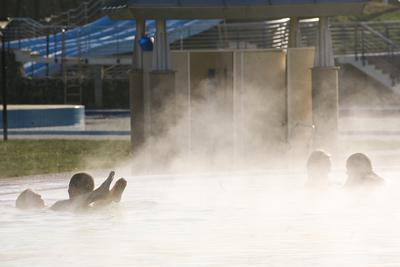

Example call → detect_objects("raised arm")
84 171 115 205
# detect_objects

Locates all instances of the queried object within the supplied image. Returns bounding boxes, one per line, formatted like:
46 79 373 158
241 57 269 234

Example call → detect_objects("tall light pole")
0 20 10 141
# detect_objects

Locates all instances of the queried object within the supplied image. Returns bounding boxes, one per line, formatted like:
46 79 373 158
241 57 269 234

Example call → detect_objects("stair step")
337 56 395 91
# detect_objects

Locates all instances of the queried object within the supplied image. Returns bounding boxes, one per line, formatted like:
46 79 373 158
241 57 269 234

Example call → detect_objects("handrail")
360 23 400 48
351 22 400 86
4 18 400 85
46 0 107 27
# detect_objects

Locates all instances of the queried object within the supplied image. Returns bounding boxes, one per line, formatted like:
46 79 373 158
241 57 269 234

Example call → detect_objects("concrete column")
149 71 176 137
314 17 334 68
152 19 170 71
150 18 176 137
130 70 145 151
130 18 146 153
288 17 301 48
133 18 145 69
94 65 104 108
312 67 339 150
149 19 176 171
312 17 339 150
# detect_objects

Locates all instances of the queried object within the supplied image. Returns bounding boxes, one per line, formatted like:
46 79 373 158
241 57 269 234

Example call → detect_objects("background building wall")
161 50 289 166
235 50 287 164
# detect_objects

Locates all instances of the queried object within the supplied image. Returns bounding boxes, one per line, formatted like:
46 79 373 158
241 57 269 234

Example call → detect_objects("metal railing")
8 18 400 55
45 0 107 26
4 18 49 41
170 19 290 50
330 22 400 86
4 18 400 84
5 23 136 77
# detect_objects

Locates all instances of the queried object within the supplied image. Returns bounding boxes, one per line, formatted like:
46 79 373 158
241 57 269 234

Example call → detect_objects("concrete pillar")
314 17 334 68
133 18 145 69
150 18 176 137
288 17 301 48
149 71 176 137
312 17 339 150
130 18 146 153
149 19 176 171
130 70 145 150
94 65 103 108
152 19 170 71
312 67 339 150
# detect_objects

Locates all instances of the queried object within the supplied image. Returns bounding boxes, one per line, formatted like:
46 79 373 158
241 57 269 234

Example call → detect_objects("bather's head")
307 150 331 182
16 189 45 210
68 173 95 199
346 153 373 180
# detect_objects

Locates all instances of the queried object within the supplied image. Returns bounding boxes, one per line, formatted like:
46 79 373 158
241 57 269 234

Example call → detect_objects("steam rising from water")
3 77 400 266
123 78 298 175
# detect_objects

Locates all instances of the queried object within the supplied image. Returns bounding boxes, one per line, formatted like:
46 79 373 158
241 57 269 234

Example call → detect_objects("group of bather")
306 151 385 190
15 171 127 212
15 150 383 211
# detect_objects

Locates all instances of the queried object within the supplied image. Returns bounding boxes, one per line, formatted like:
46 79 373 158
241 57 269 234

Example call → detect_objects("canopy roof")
104 0 369 19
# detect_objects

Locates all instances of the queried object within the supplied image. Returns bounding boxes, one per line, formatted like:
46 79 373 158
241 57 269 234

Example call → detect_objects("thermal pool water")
1 168 400 267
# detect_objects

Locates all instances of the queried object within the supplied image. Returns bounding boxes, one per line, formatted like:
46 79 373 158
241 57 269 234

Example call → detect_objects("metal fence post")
46 30 50 77
180 27 183 51
361 27 365 65
1 31 8 141
84 2 89 25
390 44 395 86
355 24 359 61
61 29 67 104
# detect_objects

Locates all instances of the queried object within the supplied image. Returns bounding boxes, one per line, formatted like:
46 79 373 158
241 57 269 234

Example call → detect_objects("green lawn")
0 140 132 178
1 138 399 178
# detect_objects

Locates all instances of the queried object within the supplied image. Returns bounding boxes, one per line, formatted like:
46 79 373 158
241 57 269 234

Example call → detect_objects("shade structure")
104 0 369 19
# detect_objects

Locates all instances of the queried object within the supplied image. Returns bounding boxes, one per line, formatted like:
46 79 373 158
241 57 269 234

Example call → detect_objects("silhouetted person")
16 171 127 211
305 150 332 189
16 189 45 210
344 153 385 189
51 172 96 211
51 171 127 211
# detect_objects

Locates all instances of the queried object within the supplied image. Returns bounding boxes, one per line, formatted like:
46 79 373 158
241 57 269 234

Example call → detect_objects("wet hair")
307 150 331 171
346 153 373 174
16 189 43 209
69 173 95 194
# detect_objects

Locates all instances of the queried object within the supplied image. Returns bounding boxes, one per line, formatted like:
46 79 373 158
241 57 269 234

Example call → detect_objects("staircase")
331 22 400 93
337 56 399 91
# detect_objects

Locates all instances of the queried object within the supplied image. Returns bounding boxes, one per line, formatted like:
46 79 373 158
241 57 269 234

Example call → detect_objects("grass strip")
0 140 131 178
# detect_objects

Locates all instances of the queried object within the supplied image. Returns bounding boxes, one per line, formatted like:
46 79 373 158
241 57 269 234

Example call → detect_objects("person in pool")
16 189 46 210
16 171 127 211
344 153 385 188
305 150 332 189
